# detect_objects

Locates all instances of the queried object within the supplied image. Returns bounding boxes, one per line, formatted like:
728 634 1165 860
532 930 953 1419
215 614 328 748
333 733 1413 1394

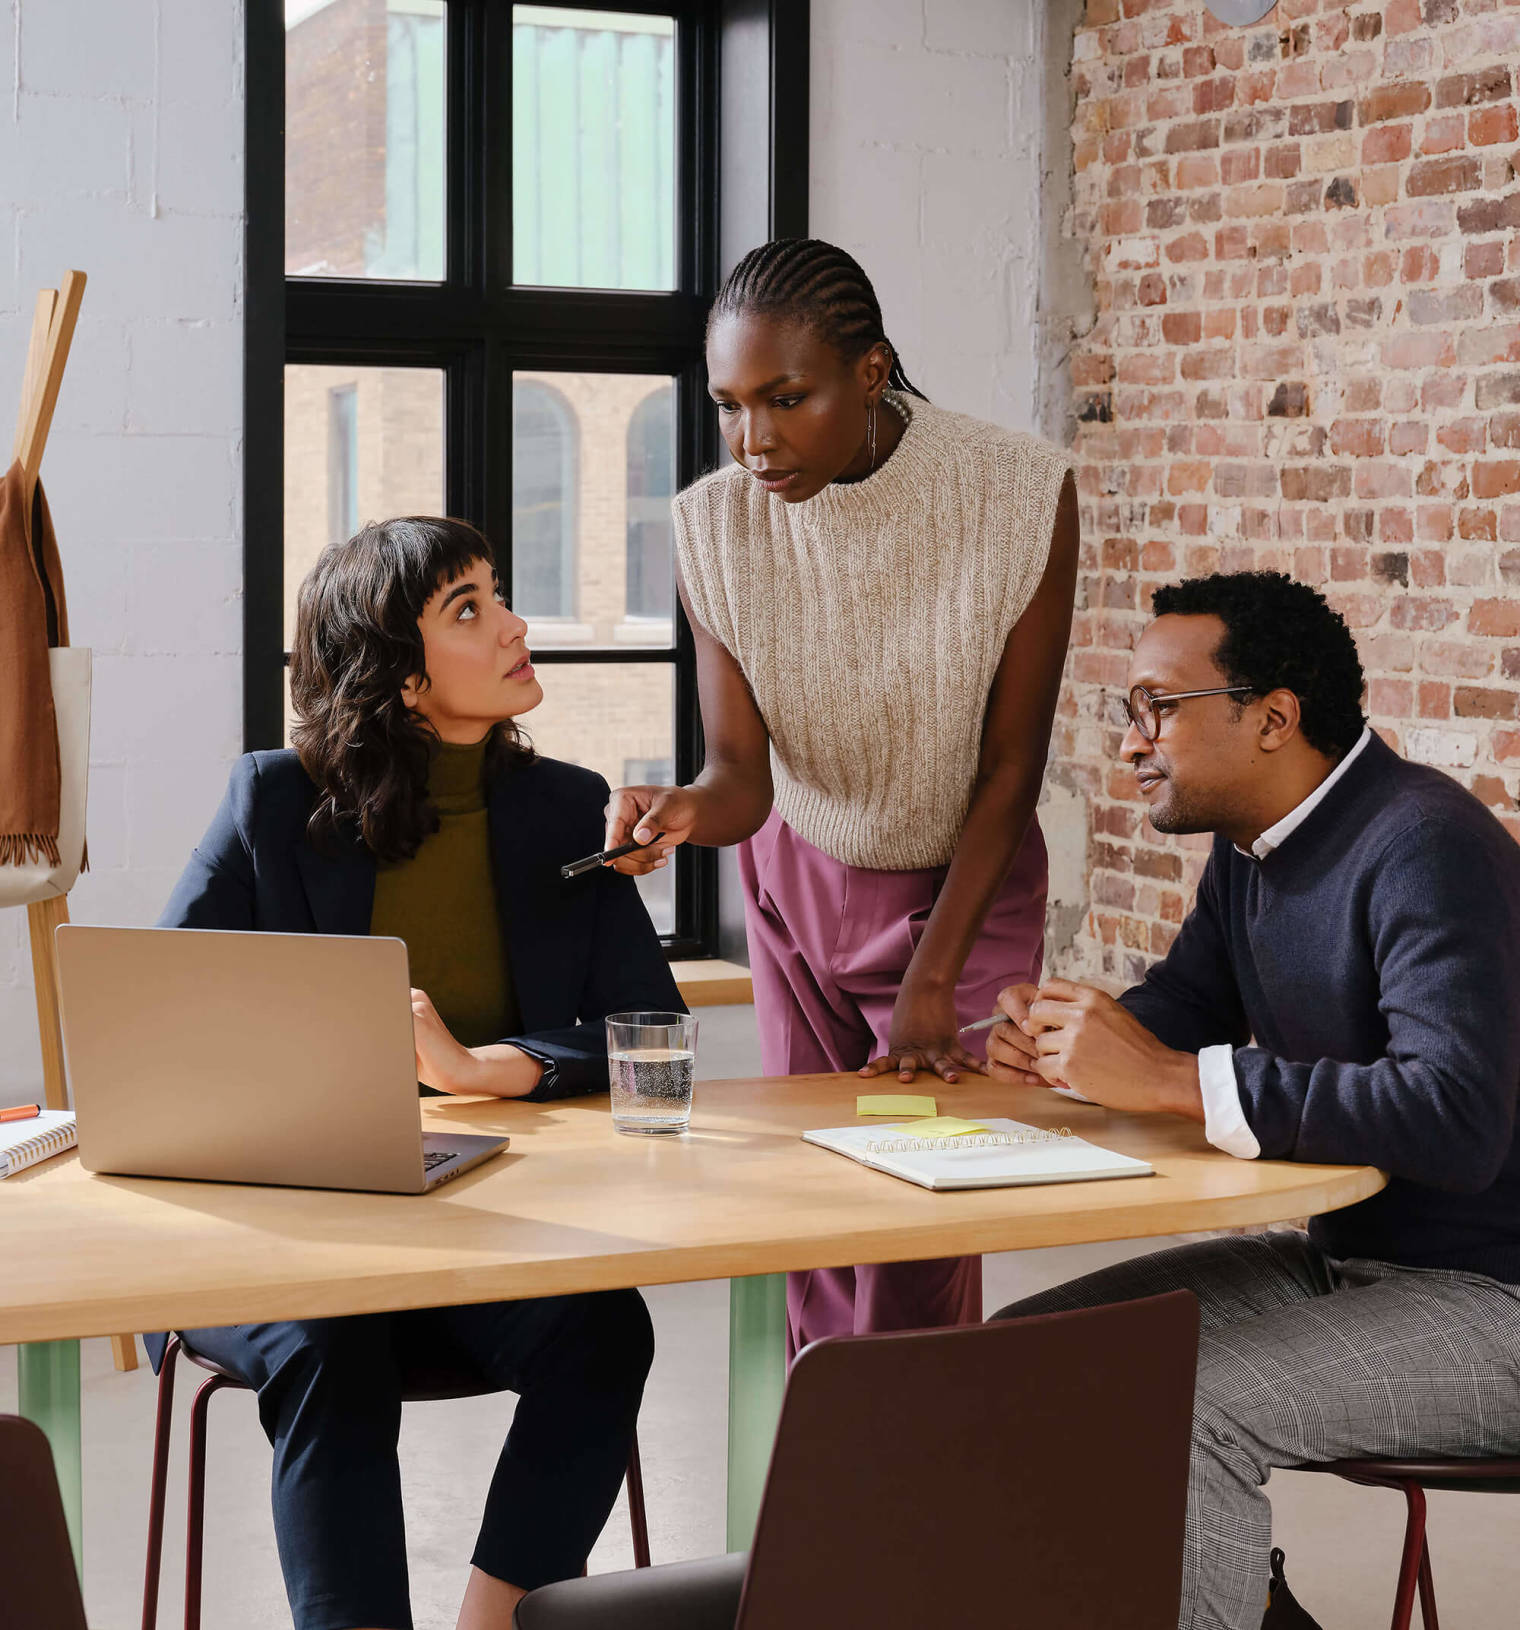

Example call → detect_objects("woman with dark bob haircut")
152 515 683 1630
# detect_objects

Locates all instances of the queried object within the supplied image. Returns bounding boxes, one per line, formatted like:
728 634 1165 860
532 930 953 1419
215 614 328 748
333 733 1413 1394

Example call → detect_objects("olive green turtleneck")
370 735 520 1049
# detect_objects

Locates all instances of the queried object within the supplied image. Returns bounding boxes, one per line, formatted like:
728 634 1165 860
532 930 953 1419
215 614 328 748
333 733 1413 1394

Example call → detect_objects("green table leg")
18 1339 82 1573
726 1274 787 1551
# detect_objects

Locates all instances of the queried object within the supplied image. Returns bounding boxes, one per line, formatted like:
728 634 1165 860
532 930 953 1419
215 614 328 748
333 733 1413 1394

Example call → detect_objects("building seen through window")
511 382 579 621
625 386 675 628
266 0 721 951
512 6 676 291
327 384 359 545
285 0 446 281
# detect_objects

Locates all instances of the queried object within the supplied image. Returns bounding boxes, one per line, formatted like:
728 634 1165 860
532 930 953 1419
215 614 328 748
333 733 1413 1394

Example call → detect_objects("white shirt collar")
1237 726 1373 860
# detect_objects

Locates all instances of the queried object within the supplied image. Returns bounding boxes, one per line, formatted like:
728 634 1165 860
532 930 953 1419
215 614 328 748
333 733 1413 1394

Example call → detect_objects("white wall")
810 0 1054 431
0 2 245 1103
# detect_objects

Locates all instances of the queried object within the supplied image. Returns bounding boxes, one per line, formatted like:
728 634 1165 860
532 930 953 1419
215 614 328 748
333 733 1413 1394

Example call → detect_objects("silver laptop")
55 925 507 1194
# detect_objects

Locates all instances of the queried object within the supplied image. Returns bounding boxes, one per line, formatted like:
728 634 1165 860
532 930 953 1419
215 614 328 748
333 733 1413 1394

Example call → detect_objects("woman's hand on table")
410 988 542 1099
602 785 700 876
859 982 987 1085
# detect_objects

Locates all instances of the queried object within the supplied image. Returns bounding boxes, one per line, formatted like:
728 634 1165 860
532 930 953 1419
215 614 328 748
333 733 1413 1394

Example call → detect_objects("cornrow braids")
710 237 928 400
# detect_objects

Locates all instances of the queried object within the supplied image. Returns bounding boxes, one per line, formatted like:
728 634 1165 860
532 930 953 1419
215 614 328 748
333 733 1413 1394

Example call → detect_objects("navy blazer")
159 748 685 1101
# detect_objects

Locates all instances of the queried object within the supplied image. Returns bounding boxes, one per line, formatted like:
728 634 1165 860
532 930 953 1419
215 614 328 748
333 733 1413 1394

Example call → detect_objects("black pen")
560 832 666 880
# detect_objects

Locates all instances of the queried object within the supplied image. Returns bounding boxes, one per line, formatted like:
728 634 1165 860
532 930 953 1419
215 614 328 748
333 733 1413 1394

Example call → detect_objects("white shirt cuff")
1197 1045 1261 1159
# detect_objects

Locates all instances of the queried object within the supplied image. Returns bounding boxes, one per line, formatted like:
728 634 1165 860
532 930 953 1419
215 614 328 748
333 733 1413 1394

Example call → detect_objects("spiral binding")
864 1127 1075 1155
0 1117 75 1176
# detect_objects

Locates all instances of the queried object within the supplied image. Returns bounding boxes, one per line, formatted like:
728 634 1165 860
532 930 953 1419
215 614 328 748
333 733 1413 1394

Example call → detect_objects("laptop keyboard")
423 1149 455 1172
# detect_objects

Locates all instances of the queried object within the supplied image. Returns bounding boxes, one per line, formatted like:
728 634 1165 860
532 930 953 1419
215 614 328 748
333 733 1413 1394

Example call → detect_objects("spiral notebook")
802 1116 1153 1192
0 1111 77 1178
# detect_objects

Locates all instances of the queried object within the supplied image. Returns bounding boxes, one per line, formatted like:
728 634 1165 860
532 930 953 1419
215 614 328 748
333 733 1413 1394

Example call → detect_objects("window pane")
283 364 445 647
511 371 676 649
626 386 675 626
512 380 578 620
525 662 676 935
512 7 676 291
286 0 446 280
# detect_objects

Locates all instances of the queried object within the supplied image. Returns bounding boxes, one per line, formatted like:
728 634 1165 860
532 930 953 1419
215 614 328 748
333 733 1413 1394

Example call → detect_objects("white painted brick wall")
0 1 244 1103
810 0 1049 432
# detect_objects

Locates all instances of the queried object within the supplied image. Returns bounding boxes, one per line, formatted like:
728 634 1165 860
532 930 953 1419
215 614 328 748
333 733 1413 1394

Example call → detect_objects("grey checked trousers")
993 1231 1520 1630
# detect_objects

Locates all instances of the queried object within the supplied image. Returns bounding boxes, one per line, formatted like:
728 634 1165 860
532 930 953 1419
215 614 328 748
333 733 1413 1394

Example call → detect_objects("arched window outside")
625 385 674 623
512 381 578 618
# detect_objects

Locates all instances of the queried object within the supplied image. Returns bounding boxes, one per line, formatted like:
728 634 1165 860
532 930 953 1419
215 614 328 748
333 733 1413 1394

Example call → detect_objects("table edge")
0 1162 1386 1345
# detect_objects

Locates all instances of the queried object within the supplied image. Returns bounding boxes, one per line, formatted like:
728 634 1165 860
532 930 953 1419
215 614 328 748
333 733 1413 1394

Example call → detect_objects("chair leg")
142 1337 181 1630
626 1430 651 1569
1416 1532 1439 1630
184 1373 233 1630
1388 1482 1428 1630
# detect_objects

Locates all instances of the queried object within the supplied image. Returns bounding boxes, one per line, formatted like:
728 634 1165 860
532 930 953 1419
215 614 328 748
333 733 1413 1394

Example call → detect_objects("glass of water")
607 1011 698 1135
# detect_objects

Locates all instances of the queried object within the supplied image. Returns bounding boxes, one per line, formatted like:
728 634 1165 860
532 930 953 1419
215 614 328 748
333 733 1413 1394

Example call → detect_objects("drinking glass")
606 1010 697 1134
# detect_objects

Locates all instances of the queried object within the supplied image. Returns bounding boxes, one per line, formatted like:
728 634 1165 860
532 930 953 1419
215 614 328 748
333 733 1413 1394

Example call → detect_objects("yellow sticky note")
856 1094 939 1118
898 1117 990 1140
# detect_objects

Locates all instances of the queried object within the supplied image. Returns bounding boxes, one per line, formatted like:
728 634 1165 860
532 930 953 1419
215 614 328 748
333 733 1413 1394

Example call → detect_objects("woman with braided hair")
606 238 1079 1352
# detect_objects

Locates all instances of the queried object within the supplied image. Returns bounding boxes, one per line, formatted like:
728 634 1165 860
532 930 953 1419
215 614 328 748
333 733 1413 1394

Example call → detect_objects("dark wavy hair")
289 516 535 863
709 237 929 400
1152 571 1366 758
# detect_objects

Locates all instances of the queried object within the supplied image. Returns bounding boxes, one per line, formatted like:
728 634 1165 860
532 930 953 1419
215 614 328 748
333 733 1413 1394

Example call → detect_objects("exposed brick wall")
1052 0 1520 988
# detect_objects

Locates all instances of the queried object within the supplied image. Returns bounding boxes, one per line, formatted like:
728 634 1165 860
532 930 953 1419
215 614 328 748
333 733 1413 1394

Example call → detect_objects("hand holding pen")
959 983 1041 1043
596 783 702 877
966 982 1053 1086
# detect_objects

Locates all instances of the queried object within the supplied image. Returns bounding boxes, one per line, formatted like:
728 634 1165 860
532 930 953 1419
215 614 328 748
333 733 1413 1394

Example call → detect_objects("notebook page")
802 1117 1152 1192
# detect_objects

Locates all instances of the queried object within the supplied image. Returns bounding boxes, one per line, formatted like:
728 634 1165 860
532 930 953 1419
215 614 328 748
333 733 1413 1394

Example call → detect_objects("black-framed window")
247 0 808 959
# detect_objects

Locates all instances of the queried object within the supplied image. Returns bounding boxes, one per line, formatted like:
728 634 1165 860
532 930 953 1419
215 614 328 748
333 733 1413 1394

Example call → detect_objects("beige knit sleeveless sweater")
673 394 1074 871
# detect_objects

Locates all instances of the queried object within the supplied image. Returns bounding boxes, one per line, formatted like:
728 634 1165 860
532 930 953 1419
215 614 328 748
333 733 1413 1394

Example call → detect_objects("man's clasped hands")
984 979 1206 1128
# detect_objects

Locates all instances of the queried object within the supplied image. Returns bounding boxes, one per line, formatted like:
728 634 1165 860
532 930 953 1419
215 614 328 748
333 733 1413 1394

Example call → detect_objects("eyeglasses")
1121 684 1256 743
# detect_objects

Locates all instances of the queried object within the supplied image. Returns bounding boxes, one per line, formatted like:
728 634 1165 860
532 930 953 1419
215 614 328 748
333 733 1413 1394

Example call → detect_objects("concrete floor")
8 1004 1517 1627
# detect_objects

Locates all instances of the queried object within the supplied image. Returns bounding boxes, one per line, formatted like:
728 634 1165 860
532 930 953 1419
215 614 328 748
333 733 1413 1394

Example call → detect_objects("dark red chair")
142 1333 652 1630
0 1414 88 1630
515 1289 1201 1630
1295 1456 1520 1630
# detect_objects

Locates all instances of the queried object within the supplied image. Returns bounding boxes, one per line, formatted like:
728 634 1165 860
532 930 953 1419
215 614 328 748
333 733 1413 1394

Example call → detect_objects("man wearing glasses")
988 571 1520 1630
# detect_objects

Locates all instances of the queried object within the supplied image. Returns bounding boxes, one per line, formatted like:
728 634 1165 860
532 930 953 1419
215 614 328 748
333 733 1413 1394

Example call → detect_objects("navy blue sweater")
1120 733 1520 1282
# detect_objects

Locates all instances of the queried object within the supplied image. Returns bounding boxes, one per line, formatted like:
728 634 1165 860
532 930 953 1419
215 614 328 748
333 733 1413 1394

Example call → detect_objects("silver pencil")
957 1012 1005 1035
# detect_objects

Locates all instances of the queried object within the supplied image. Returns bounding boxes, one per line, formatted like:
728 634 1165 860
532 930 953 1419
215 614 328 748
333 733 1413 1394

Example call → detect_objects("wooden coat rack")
11 271 137 1372
14 273 84 1119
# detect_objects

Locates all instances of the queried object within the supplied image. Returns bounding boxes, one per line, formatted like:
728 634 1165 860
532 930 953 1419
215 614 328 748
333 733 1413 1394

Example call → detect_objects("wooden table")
4 1074 1385 1564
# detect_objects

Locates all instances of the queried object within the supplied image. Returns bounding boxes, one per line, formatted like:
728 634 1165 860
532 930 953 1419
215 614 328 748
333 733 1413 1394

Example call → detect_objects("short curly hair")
289 516 534 863
1151 571 1366 758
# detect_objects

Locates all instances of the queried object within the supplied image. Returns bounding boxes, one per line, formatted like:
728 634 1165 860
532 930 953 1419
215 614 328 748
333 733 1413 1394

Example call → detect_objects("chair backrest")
736 1289 1199 1630
0 1415 88 1630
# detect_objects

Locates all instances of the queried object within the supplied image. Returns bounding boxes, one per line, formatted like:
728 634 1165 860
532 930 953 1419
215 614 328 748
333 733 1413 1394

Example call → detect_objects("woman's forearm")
455 1044 544 1099
685 760 774 848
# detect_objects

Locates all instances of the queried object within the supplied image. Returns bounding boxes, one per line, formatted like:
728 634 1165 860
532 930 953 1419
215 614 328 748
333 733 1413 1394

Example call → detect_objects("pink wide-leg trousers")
737 809 1048 1358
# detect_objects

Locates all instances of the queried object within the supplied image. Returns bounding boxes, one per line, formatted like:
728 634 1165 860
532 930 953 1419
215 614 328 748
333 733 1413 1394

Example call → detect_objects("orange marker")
0 1103 41 1123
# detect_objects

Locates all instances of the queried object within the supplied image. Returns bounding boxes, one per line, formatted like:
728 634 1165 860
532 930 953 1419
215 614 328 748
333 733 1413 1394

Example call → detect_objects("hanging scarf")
0 459 71 868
